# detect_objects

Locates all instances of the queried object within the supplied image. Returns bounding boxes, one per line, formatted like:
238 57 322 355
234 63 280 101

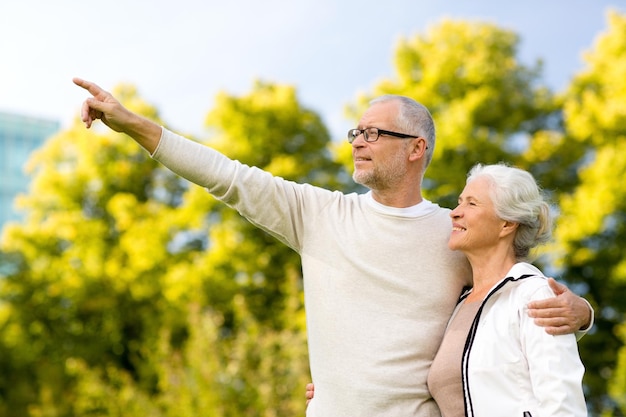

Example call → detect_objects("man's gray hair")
370 95 435 168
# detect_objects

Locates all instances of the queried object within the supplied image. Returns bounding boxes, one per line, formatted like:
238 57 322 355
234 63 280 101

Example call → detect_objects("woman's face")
448 176 506 253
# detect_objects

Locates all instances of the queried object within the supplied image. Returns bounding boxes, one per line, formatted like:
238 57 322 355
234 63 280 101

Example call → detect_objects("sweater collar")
365 191 438 217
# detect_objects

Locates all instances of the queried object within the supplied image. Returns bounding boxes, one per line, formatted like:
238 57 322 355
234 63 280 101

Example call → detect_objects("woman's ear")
500 221 519 238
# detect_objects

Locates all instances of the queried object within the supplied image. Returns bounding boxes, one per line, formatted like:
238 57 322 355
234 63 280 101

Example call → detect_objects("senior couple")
74 77 589 416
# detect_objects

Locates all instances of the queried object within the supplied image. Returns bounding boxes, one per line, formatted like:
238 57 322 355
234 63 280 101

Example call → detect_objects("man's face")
352 101 411 191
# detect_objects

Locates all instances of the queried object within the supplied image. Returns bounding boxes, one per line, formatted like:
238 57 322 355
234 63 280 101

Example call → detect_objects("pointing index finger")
72 77 105 98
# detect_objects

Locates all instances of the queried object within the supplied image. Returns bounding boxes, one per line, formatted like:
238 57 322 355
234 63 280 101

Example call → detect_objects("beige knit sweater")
152 128 471 417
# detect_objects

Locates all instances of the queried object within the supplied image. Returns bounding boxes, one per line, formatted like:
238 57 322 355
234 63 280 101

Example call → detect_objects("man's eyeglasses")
347 127 418 143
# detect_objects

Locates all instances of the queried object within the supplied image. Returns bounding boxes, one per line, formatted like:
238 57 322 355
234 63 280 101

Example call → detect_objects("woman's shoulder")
504 263 554 301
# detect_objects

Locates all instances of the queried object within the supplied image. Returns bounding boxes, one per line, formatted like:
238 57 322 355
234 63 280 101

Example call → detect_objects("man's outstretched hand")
73 78 162 153
73 78 129 131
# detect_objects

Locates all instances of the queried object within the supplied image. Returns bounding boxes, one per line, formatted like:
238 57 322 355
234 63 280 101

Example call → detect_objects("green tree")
186 80 346 328
0 84 186 416
151 80 342 415
554 10 626 415
342 18 557 209
0 80 341 416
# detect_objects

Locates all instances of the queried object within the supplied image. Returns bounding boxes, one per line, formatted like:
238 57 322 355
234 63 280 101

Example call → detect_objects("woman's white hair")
466 163 553 261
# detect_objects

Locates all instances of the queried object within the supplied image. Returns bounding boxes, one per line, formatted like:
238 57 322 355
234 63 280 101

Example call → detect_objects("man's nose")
351 133 367 146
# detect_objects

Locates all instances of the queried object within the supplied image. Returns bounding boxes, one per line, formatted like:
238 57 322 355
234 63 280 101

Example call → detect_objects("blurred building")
0 112 60 229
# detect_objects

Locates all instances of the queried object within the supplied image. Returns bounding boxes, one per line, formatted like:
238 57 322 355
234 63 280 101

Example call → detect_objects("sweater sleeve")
149 127 331 252
575 298 595 341
151 127 242 195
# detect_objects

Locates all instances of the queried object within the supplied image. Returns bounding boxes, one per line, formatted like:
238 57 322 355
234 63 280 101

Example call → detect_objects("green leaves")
552 11 626 413
0 77 329 416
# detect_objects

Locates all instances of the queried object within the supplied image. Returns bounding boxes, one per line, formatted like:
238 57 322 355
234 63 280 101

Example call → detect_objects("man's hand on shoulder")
527 278 592 335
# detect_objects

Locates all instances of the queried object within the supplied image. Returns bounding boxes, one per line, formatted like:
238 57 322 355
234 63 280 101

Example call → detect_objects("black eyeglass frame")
347 127 419 143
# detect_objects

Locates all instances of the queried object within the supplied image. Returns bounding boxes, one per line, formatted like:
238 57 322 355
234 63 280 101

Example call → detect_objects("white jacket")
454 263 587 417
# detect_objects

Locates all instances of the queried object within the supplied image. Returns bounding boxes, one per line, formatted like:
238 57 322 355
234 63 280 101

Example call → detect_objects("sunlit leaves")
557 140 626 260
364 18 557 208
565 11 626 145
555 10 626 414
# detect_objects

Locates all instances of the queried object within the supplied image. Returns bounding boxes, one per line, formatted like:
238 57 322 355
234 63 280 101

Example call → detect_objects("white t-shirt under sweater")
152 128 472 417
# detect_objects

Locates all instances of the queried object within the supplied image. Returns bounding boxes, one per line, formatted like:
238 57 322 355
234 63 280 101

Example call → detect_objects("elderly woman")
427 163 587 416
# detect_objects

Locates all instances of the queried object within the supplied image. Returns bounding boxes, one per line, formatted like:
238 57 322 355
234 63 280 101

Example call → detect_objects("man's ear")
408 137 428 162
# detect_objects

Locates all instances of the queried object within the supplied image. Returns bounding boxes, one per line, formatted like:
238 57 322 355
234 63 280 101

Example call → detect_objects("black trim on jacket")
460 274 536 417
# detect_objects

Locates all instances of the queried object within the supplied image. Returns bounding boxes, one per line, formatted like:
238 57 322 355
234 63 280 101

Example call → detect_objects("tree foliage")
554 10 626 415
343 19 557 208
0 81 337 416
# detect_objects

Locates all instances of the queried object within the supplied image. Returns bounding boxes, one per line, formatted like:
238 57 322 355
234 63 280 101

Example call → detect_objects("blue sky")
0 0 623 140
